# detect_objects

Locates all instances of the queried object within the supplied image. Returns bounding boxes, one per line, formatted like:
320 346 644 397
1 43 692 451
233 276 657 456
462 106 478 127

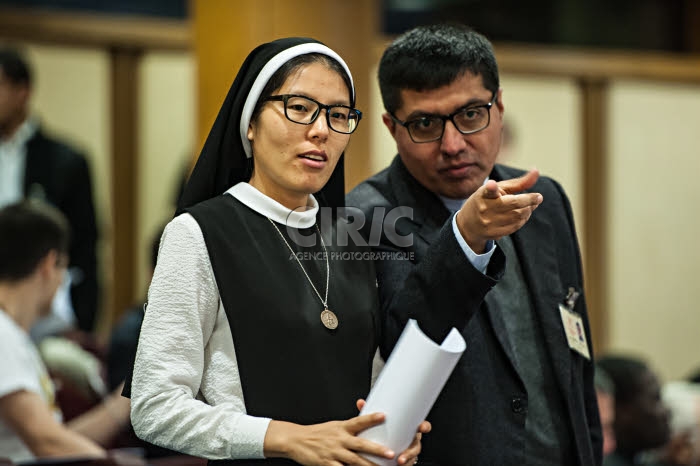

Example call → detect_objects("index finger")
345 412 387 435
498 168 539 194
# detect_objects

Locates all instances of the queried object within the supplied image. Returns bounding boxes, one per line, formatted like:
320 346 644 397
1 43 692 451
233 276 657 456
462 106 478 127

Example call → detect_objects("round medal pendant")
321 309 339 330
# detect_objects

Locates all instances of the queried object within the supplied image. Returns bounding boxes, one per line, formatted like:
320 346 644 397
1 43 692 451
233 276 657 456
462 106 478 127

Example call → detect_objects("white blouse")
130 183 383 460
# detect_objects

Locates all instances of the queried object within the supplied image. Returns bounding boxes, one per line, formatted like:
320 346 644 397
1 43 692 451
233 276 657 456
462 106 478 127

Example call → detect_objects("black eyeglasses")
264 94 362 134
389 93 497 143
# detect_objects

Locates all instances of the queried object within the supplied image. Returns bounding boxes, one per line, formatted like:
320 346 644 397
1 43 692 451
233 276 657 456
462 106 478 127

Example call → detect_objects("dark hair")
597 355 650 405
594 364 615 395
0 47 32 86
378 23 499 114
687 367 700 384
0 201 70 281
250 52 353 123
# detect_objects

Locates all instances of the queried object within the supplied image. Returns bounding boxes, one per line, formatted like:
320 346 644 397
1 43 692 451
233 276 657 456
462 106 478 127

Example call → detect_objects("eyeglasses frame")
389 92 498 143
264 94 363 135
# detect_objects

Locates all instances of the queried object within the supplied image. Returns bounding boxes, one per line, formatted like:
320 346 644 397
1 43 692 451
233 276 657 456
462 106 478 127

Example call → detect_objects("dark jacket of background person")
24 128 98 332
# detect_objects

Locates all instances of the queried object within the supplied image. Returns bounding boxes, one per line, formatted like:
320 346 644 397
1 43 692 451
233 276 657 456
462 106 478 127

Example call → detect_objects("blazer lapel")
501 180 573 404
387 156 451 252
481 239 521 372
23 130 51 200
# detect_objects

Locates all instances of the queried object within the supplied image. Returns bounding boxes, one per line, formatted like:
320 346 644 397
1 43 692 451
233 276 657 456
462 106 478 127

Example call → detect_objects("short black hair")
597 355 649 405
378 23 499 114
594 364 615 395
687 367 700 384
0 47 32 86
0 201 70 281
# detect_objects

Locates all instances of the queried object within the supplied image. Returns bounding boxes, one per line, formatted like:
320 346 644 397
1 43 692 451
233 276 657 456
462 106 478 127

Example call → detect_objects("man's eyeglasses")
264 94 362 135
389 93 497 143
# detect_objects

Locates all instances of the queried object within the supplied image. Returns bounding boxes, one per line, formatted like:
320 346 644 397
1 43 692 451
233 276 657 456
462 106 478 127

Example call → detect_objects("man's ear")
495 88 505 116
382 113 397 138
36 250 58 278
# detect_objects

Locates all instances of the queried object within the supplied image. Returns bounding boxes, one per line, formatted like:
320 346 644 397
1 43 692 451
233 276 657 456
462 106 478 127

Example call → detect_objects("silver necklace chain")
268 218 329 308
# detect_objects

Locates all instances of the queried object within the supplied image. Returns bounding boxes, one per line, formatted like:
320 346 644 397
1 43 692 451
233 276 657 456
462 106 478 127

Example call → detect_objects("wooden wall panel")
192 0 377 191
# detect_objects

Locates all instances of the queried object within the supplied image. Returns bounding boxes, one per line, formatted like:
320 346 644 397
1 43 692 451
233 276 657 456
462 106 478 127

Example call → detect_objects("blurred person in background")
0 46 99 334
657 380 700 465
596 364 617 457
598 355 672 466
0 201 129 463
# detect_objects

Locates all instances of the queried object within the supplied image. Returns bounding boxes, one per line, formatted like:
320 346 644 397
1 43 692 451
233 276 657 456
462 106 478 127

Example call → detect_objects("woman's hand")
264 414 395 466
356 399 431 465
395 420 430 465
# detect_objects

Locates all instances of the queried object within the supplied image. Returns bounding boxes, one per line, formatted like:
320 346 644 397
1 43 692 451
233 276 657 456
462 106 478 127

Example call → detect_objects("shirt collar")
0 117 38 149
227 182 318 228
438 177 491 213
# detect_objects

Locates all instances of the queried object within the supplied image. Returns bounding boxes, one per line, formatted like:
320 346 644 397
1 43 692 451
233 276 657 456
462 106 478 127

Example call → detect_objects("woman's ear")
247 124 254 142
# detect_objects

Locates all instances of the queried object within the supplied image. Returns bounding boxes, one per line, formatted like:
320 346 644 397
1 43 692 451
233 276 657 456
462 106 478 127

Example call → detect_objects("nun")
129 37 427 465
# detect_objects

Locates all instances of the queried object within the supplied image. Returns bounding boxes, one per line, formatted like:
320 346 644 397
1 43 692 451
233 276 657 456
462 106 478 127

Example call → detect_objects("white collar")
438 177 491 213
0 117 37 148
439 195 466 213
227 182 318 228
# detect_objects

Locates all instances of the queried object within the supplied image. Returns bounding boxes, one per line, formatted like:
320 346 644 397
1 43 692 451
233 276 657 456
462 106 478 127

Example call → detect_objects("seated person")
596 364 617 457
0 201 129 463
598 355 672 466
659 380 700 466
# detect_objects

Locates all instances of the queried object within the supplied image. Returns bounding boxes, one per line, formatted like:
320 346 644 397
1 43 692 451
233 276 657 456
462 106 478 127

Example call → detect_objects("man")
596 364 618 457
0 47 98 332
598 356 672 466
347 24 601 465
0 201 131 463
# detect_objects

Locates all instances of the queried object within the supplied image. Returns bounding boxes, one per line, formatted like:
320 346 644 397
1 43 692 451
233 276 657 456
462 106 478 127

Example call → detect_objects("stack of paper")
359 319 466 465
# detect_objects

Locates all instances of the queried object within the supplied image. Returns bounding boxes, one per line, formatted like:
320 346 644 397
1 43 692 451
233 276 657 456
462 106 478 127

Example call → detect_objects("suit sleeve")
348 188 505 359
64 153 99 332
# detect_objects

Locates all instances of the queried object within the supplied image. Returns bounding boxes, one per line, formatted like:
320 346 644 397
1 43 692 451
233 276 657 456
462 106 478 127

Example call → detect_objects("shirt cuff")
451 213 496 274
235 416 273 459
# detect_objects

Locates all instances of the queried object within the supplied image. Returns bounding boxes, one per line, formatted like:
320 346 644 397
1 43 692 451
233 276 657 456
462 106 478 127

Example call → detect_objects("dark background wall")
2 0 697 52
0 0 187 18
383 0 698 53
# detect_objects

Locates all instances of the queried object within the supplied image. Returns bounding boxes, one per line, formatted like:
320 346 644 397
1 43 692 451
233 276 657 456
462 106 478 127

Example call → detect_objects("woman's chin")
300 177 332 195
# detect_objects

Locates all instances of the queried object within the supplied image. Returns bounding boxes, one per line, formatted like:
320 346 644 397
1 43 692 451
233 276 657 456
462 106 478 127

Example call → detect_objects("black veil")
176 37 354 215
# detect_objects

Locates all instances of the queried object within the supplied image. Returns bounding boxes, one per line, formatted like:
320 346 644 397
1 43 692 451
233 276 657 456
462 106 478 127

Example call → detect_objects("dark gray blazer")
24 129 98 332
347 156 602 466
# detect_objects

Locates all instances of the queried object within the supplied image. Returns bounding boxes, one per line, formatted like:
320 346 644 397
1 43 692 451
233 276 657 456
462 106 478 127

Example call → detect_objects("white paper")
359 319 466 465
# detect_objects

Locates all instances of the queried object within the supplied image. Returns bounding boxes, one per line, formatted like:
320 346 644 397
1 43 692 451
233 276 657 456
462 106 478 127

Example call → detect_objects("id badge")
559 304 590 360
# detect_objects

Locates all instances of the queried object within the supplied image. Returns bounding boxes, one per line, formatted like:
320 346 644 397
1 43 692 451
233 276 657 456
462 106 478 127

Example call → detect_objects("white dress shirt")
0 118 37 208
